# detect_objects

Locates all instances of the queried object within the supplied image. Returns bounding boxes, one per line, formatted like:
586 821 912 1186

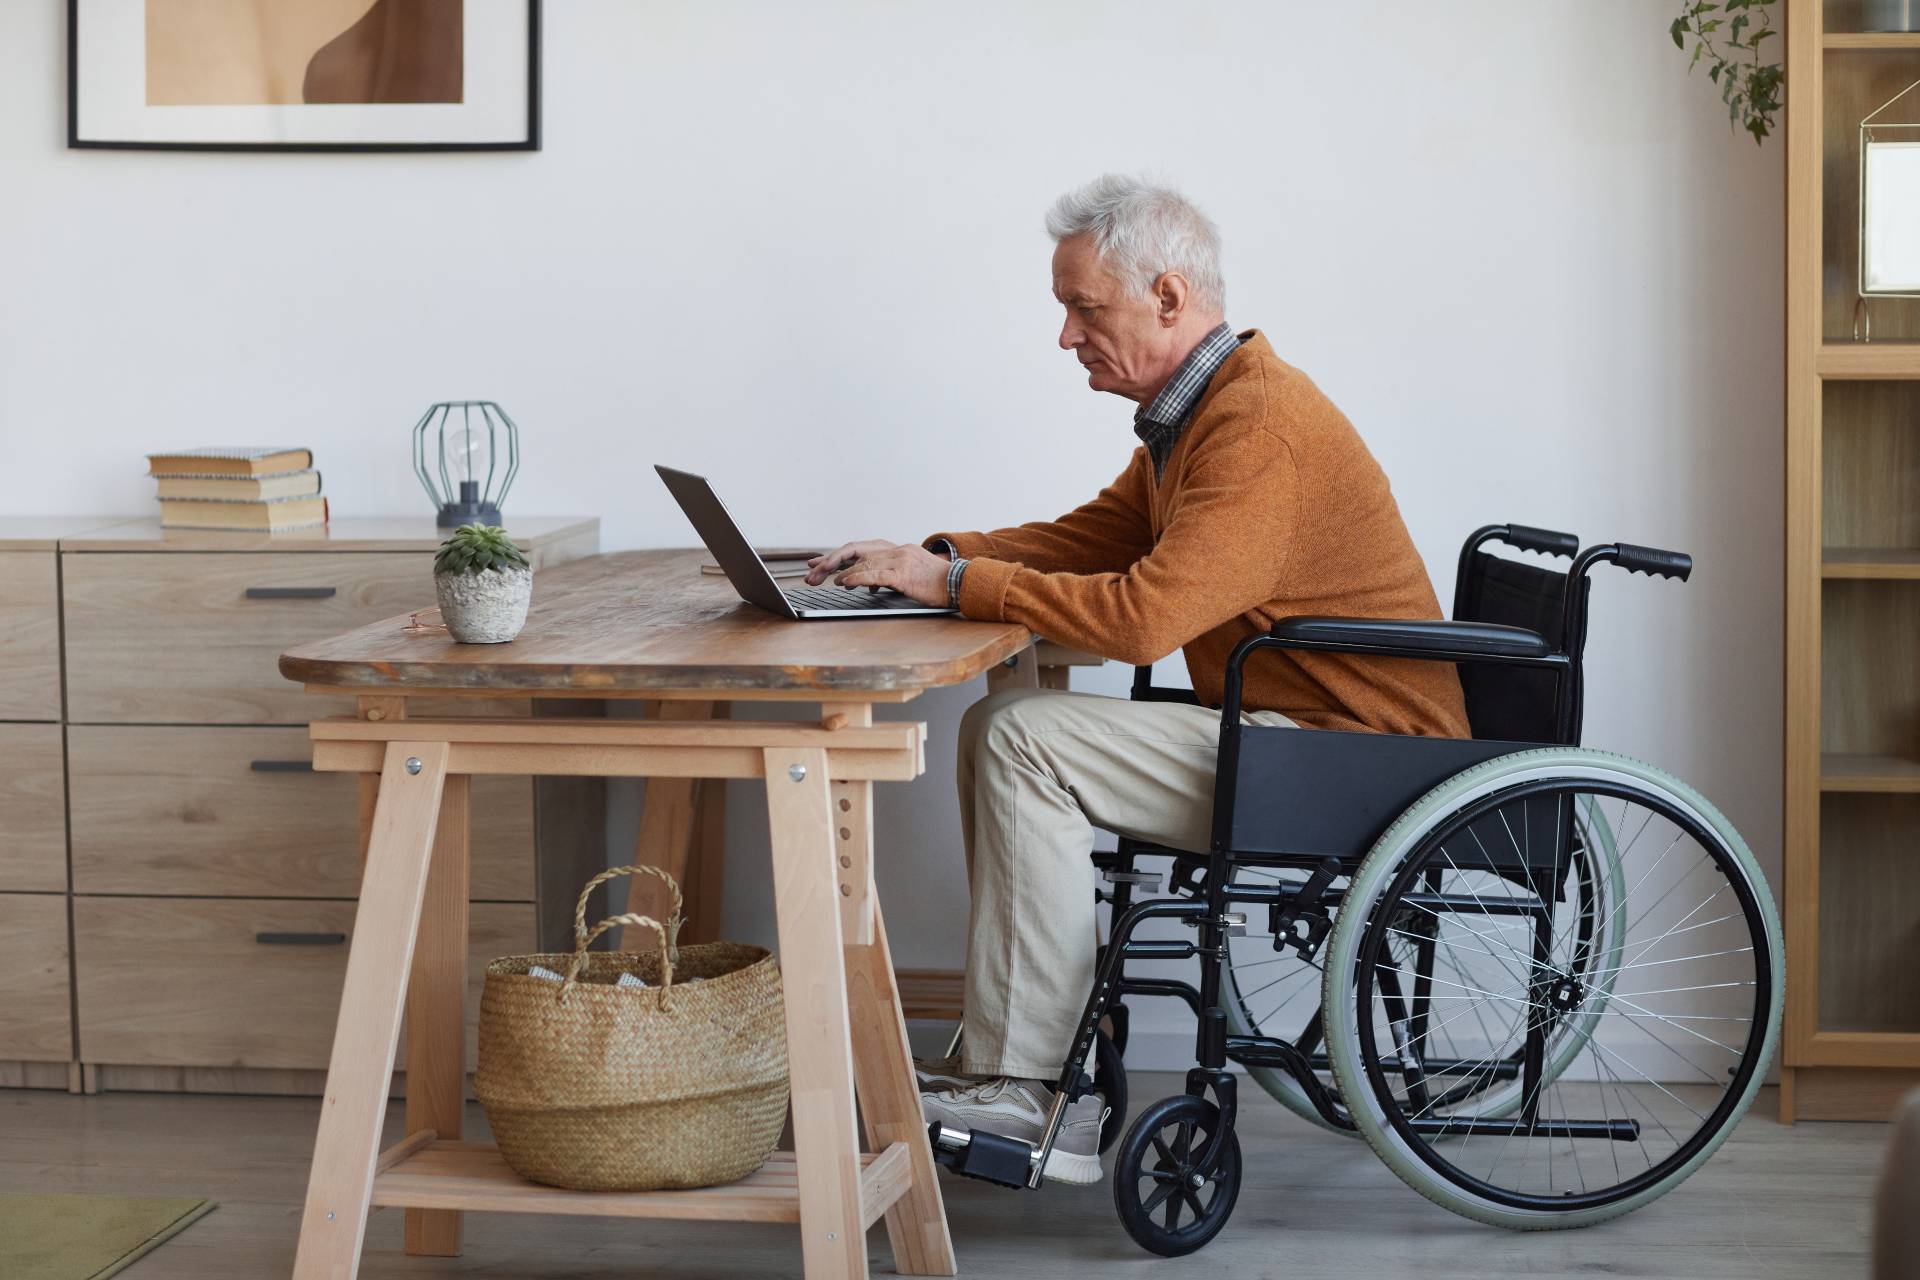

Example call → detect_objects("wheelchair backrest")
1454 551 1588 744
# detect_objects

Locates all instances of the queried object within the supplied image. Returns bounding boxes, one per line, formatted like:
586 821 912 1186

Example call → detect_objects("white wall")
0 2 1782 1066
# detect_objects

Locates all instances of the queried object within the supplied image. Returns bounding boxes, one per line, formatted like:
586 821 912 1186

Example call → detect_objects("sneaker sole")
1042 1147 1103 1186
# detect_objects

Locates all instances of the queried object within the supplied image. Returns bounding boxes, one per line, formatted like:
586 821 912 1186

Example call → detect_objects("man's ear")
1152 271 1190 327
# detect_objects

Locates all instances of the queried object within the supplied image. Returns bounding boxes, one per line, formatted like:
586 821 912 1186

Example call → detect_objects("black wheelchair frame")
930 524 1698 1194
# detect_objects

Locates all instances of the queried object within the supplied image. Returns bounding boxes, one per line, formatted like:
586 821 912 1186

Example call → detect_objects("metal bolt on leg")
788 763 808 782
404 757 422 775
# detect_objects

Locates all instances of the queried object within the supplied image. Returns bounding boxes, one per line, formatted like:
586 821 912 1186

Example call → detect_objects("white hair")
1045 174 1225 313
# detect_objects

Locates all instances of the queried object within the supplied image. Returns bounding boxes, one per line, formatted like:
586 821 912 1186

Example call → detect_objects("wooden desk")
278 548 1042 1279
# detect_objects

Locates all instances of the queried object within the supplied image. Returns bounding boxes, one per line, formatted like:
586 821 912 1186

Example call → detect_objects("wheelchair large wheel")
1321 749 1781 1230
1225 800 1624 1134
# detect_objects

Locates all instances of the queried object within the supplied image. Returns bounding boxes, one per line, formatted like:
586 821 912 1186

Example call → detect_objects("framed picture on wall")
69 0 540 152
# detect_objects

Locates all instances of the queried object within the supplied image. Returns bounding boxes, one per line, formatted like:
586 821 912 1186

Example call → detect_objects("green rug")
0 1195 216 1280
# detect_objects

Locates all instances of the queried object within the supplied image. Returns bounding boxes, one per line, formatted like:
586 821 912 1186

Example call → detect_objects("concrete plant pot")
434 565 532 644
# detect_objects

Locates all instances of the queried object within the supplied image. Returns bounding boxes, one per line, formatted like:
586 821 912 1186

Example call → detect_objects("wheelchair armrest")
1269 616 1553 660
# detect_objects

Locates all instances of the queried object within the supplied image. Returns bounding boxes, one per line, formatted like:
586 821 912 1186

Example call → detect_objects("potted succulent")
433 524 532 644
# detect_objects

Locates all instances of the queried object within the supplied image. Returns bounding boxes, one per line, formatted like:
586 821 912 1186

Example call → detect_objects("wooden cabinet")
0 516 601 1093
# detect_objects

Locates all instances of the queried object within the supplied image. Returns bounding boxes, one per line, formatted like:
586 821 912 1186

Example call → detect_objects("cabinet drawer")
68 726 534 900
62 551 434 724
0 893 74 1062
75 898 534 1070
0 724 66 892
0 552 61 720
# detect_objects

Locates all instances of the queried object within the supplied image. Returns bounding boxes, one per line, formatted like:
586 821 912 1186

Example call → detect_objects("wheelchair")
929 524 1784 1256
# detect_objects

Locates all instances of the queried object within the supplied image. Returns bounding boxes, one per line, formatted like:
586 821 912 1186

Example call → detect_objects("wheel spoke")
1141 1179 1178 1216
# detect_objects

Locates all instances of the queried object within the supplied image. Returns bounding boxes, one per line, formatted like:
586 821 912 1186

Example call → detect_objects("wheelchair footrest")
929 1123 1035 1189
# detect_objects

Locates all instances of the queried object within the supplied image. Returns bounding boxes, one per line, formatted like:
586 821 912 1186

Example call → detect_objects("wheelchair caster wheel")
1092 1027 1128 1155
1112 1094 1241 1257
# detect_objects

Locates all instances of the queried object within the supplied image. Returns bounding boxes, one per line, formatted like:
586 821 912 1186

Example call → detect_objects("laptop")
656 465 957 619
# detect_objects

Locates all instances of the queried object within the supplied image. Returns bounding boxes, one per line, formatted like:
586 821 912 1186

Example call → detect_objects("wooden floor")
0 1076 1877 1279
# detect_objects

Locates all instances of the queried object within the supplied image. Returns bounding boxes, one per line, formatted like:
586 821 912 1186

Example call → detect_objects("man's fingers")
806 539 896 584
806 542 864 584
836 556 898 590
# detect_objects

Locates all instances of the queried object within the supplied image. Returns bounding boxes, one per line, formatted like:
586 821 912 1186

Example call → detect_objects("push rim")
1328 755 1777 1221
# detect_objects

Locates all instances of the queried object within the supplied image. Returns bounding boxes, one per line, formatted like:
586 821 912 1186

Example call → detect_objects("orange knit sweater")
931 331 1469 738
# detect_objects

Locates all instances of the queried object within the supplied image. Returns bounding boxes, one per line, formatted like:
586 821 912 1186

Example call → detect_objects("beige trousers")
955 686 1296 1079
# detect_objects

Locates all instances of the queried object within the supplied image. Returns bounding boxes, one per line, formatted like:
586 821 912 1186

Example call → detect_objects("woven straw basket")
475 865 788 1192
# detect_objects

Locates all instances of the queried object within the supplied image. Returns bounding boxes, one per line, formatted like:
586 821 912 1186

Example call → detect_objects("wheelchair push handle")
1501 523 1580 558
1607 542 1693 582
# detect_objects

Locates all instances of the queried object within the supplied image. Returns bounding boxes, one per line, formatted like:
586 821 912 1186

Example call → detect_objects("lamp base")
437 500 502 528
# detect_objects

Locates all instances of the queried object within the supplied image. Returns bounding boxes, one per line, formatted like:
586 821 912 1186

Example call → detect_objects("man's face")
1052 233 1174 403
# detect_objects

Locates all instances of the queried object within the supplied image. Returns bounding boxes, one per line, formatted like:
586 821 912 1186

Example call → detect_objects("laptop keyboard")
784 585 930 611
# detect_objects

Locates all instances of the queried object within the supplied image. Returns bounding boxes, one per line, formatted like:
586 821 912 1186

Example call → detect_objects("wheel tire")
1092 1027 1129 1155
1319 748 1783 1231
1112 1094 1242 1257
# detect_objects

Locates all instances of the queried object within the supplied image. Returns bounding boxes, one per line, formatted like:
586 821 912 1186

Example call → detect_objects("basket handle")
560 865 687 1007
574 864 684 961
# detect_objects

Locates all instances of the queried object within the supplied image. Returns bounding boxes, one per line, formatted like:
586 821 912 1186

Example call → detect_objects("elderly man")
806 175 1468 1184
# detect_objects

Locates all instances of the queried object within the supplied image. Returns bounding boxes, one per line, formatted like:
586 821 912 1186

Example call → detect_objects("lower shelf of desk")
372 1138 912 1228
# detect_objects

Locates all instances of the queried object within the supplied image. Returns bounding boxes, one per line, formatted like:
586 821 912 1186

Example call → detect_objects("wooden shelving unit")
1785 0 1920 1122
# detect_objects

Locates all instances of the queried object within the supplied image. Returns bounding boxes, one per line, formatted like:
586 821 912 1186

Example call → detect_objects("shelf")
1825 32 1920 49
1819 343 1920 379
1821 752 1920 792
1823 548 1920 579
370 1138 912 1226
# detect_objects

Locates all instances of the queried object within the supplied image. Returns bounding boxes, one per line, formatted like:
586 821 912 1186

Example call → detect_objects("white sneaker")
920 1078 1107 1186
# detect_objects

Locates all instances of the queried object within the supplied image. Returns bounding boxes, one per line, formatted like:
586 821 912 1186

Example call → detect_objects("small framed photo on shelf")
68 0 540 153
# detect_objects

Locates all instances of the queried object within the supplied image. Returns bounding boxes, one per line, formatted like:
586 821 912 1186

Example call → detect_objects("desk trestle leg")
293 742 450 1280
404 773 470 1256
845 858 958 1275
765 746 869 1279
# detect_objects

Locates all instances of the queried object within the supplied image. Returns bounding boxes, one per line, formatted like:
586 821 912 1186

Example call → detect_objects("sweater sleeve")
955 429 1298 667
925 453 1153 576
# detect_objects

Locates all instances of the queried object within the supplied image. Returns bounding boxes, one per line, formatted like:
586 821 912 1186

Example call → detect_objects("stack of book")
146 447 328 531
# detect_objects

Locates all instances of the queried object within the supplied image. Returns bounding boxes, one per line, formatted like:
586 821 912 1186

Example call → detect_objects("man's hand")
805 539 953 607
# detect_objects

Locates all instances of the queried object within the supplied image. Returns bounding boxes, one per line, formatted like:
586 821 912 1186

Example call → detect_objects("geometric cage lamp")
1857 76 1920 340
412 400 521 527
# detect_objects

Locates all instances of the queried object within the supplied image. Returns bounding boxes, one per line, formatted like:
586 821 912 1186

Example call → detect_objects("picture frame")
68 0 541 153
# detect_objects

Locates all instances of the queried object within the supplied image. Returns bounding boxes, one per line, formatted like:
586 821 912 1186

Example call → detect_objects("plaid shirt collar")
1133 322 1241 481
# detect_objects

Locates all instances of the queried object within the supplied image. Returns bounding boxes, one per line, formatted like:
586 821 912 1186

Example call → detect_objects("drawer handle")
255 932 346 946
249 759 315 773
244 586 337 600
